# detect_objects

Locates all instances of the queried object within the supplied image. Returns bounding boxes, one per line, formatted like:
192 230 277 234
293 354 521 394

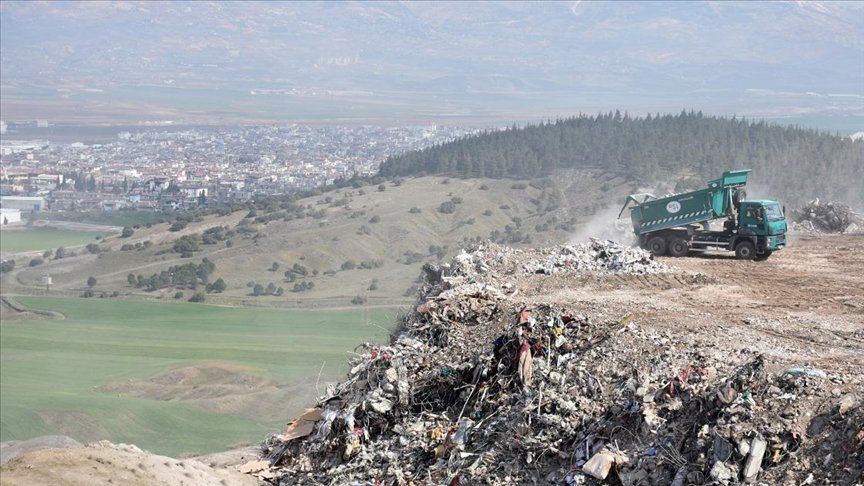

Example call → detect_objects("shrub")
409 207 422 214
121 226 134 238
174 291 185 299
29 257 44 267
169 221 187 232
351 295 367 305
87 276 97 287
189 292 206 302
86 243 101 254
438 201 456 214
82 288 95 298
0 260 15 273
369 215 381 224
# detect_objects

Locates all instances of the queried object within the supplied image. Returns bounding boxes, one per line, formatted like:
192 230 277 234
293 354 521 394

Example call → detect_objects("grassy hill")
4 170 630 307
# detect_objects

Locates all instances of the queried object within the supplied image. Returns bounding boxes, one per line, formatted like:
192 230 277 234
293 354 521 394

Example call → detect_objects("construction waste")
790 199 861 234
248 242 862 485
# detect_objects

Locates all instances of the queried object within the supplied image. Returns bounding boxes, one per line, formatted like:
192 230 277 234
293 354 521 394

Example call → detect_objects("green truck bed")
622 169 750 235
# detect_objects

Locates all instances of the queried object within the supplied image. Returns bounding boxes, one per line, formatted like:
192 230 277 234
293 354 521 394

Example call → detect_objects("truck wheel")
668 237 689 257
733 188 747 209
735 241 756 260
647 236 667 256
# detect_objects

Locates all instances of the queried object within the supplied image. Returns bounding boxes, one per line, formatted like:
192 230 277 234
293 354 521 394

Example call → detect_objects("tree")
127 273 137 286
207 277 226 293
54 247 67 259
253 283 265 296
29 257 44 267
0 260 15 273
87 276 97 287
271 262 280 272
121 226 134 238
266 282 276 295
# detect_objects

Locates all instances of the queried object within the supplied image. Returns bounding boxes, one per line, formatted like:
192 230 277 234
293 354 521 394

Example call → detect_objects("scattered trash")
790 199 862 233
241 242 863 485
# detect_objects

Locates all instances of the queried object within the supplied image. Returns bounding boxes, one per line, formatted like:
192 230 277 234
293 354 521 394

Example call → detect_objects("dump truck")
618 169 787 260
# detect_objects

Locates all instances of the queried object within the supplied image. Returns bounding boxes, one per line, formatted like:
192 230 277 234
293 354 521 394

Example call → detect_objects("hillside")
3 170 630 307
380 111 864 208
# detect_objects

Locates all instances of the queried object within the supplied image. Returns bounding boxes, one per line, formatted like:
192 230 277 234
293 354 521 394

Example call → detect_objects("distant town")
0 123 481 224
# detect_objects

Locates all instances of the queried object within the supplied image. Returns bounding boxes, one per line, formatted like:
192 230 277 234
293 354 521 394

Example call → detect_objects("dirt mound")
246 239 862 485
95 362 318 421
0 440 257 486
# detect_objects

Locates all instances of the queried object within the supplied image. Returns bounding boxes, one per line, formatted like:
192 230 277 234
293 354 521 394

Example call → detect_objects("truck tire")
668 237 689 257
735 241 756 260
733 188 747 209
647 236 667 256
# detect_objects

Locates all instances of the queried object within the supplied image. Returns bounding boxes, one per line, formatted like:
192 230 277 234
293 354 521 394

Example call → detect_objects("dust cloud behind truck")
618 169 787 260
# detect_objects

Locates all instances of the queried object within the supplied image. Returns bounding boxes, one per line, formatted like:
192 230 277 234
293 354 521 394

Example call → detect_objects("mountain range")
1 1 862 124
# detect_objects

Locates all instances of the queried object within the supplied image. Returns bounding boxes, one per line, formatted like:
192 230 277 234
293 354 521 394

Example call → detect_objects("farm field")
0 227 108 253
0 296 395 457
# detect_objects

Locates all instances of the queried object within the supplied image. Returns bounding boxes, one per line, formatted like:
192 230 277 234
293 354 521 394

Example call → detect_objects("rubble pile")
252 244 861 485
790 199 862 233
526 239 669 275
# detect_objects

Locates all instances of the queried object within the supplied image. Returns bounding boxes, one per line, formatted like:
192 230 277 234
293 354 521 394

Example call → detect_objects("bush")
54 247 67 259
368 215 381 223
81 288 94 298
86 243 101 254
483 209 493 216
479 184 489 190
351 295 367 305
377 184 386 192
409 207 422 214
121 226 134 238
189 292 206 302
29 257 44 267
169 221 187 232
511 182 527 190
438 201 456 214
87 276 97 287
0 260 15 273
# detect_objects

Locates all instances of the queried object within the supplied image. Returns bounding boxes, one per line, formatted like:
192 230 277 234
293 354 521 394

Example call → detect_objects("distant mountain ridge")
1 1 862 122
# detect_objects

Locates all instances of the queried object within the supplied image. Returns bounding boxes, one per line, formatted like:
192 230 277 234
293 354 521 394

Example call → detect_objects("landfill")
246 241 863 485
790 199 861 234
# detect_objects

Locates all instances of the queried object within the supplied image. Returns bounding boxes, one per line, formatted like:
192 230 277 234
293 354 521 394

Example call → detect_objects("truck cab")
736 200 787 258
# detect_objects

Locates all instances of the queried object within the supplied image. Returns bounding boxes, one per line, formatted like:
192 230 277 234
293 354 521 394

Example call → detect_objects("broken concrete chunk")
743 435 767 483
581 449 616 480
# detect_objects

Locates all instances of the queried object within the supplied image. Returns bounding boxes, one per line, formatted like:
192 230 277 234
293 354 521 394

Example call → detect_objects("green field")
0 297 395 456
0 227 108 253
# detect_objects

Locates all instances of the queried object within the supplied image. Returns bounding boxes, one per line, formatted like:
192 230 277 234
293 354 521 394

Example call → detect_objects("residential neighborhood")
0 124 478 217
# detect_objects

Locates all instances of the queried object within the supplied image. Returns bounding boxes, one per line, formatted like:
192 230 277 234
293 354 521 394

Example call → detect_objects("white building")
0 196 45 212
1 208 22 225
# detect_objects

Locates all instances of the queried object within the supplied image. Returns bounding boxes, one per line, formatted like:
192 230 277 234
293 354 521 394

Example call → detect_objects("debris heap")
253 242 862 485
790 199 861 233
